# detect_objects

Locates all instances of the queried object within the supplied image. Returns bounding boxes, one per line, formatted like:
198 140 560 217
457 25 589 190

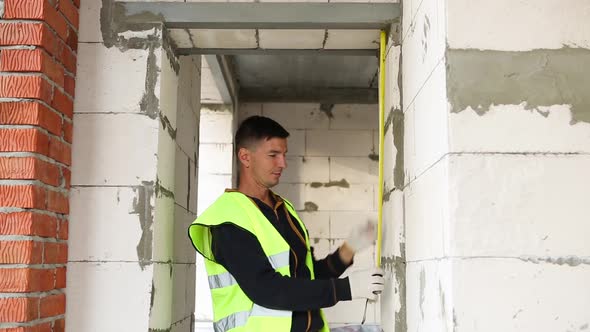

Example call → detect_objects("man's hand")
345 220 376 254
348 268 385 301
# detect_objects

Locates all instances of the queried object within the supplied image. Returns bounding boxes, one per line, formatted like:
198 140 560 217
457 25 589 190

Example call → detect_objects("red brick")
3 0 45 19
55 267 66 289
40 293 65 318
48 137 70 165
44 5 69 42
36 158 61 187
0 49 43 71
0 297 40 323
0 23 59 57
0 268 55 292
60 167 70 190
0 185 47 209
0 49 65 87
0 102 62 136
4 0 69 41
57 219 68 240
47 190 68 214
58 0 79 29
63 74 75 97
72 0 80 8
58 44 76 74
42 242 58 264
0 128 50 155
62 121 72 143
65 25 78 52
0 212 58 238
0 241 43 264
51 89 73 119
0 76 53 104
57 243 67 264
44 241 69 264
53 318 65 332
0 157 60 187
0 23 44 46
0 157 35 181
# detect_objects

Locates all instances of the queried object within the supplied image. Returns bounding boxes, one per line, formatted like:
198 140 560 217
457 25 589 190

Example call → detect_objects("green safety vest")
188 191 330 332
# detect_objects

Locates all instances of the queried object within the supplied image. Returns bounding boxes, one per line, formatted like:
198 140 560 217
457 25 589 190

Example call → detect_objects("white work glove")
345 220 376 253
348 268 385 301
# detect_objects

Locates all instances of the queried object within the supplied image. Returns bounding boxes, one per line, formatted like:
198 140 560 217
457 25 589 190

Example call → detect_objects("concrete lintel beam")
178 48 378 57
118 2 400 30
204 54 238 106
240 87 378 104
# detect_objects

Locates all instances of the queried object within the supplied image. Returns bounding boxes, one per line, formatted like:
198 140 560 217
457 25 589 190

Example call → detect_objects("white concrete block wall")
379 23 405 332
442 0 590 331
194 105 236 329
393 0 590 331
237 102 381 326
69 5 201 328
150 53 201 332
68 22 164 331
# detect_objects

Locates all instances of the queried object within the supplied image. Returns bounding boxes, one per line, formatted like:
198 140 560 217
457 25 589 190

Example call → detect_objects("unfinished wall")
68 1 201 331
239 102 380 327
393 0 590 331
379 23 405 332
445 0 590 331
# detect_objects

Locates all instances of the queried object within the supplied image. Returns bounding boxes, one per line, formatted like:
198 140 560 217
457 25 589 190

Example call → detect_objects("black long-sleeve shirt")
210 192 352 332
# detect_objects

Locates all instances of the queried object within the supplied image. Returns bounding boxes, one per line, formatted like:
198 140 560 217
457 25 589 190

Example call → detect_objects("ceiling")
189 29 381 104
118 1 399 104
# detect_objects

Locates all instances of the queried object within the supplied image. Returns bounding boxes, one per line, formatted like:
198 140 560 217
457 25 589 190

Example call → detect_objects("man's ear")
238 147 250 168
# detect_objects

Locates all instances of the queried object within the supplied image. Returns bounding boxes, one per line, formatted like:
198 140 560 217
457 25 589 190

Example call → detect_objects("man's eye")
268 154 276 157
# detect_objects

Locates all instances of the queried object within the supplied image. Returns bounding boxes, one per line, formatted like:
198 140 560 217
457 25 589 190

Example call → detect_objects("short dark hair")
235 116 289 155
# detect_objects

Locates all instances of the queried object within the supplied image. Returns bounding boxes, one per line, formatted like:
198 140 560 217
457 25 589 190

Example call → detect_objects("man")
189 116 384 332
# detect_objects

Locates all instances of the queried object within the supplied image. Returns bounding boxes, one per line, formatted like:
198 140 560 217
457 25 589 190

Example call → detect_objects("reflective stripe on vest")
208 251 289 289
214 304 291 332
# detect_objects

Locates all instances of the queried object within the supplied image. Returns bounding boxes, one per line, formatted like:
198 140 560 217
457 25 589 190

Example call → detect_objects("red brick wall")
0 0 78 330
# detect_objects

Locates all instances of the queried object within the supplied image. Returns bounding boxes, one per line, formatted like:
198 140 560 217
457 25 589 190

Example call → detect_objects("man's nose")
278 155 287 168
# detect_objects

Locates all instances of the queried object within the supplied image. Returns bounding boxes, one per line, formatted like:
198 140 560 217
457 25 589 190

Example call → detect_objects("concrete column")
392 0 590 331
445 0 590 331
379 23 405 332
68 1 201 331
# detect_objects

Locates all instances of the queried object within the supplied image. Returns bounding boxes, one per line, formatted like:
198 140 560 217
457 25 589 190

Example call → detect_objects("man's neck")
238 182 272 206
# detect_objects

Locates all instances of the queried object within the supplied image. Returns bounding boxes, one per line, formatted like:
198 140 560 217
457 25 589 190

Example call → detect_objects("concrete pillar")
445 0 590 330
0 0 79 330
67 1 201 331
379 22 405 332
390 0 590 331
194 104 236 331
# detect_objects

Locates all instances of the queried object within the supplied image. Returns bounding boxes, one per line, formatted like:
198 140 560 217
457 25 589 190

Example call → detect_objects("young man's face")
244 137 288 188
